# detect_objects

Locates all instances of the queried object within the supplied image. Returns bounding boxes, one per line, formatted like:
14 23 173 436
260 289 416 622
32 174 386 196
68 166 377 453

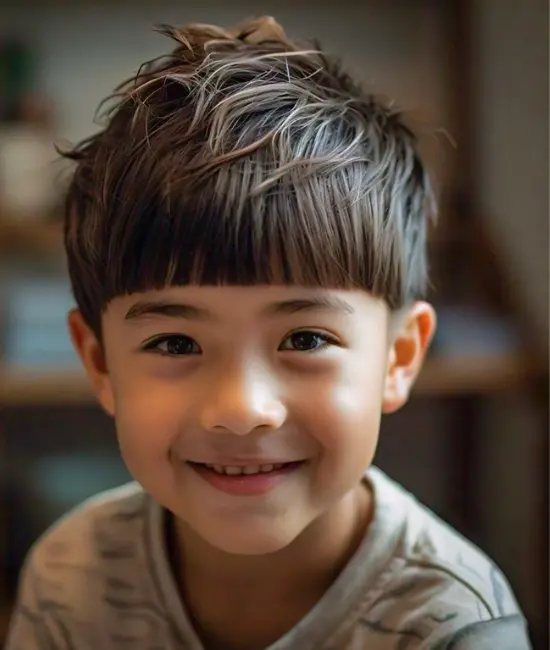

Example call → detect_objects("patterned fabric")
5 468 531 650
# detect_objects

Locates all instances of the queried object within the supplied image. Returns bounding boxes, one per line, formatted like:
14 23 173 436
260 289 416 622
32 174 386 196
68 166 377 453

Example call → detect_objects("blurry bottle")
0 37 33 122
0 37 59 221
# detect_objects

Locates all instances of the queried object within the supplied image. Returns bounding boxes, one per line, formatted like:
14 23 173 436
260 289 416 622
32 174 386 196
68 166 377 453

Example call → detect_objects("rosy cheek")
114 383 186 458
299 359 383 446
325 389 375 445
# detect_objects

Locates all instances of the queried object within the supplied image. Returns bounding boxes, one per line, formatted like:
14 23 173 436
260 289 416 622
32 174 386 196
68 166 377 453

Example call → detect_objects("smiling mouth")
187 460 305 496
188 461 302 476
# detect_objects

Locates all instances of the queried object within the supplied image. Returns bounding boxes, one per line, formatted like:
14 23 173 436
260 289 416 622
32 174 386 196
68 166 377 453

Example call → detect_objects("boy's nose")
199 368 287 435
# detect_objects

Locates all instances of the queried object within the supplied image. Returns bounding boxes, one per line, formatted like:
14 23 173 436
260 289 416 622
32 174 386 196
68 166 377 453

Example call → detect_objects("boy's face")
70 285 435 555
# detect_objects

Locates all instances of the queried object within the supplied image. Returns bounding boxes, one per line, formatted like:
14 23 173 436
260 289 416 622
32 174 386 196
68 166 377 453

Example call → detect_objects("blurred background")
0 0 548 647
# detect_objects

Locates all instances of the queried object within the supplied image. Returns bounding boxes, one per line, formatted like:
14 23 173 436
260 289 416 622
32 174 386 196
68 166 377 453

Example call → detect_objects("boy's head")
66 17 436 555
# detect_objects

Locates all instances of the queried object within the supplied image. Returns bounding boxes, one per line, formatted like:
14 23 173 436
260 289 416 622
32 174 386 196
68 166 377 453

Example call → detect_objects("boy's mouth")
187 461 305 495
190 462 291 476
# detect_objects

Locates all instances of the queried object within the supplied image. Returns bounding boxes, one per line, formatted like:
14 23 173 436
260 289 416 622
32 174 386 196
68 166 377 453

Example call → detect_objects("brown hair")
62 16 436 337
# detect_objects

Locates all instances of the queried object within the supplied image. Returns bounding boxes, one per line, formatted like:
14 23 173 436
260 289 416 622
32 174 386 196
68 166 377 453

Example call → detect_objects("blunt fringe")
62 16 437 335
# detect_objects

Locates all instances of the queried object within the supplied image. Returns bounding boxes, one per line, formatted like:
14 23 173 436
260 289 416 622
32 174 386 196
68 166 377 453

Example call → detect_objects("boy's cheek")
303 359 385 437
113 390 183 459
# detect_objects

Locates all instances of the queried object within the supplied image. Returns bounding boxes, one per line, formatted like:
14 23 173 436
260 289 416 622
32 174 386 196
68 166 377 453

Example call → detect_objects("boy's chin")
196 521 304 556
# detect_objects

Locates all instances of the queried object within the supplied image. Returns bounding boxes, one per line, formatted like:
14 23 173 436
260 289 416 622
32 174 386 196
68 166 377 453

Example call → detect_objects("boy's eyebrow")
124 295 355 321
264 296 355 316
125 301 211 321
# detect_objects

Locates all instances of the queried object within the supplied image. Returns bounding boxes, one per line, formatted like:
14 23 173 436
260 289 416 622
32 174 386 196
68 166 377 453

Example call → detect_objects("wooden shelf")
416 352 541 396
0 369 92 405
0 353 543 406
0 220 63 255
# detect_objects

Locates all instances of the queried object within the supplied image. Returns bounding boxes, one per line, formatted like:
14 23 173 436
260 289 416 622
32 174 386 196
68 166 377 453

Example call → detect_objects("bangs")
97 162 407 313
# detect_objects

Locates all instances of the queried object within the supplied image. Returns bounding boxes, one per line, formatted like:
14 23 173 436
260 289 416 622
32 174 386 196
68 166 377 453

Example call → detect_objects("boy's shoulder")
368 467 515 614
343 468 530 648
5 483 185 650
28 481 150 569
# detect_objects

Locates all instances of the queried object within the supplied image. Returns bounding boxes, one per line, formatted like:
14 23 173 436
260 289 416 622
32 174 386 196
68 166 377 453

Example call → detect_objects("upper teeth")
205 463 284 476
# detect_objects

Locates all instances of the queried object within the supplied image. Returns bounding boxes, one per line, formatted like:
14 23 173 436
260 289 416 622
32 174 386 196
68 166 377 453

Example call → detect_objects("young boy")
6 16 531 650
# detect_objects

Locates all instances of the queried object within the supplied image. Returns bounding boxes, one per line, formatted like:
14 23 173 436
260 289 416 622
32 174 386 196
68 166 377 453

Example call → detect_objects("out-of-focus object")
0 121 59 218
2 274 78 371
0 36 59 219
433 305 520 357
0 37 33 122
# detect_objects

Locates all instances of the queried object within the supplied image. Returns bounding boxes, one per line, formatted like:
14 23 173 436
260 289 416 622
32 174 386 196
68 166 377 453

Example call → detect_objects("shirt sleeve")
4 485 159 650
353 562 532 650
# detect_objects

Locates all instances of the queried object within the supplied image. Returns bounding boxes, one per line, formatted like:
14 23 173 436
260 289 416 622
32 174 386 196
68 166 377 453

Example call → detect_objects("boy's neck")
169 482 373 650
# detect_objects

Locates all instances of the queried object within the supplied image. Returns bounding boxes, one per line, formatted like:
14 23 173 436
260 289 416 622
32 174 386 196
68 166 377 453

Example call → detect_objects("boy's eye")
279 331 335 353
143 335 201 356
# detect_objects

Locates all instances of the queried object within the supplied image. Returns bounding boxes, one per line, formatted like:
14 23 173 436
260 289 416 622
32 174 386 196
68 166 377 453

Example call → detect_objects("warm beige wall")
470 0 549 347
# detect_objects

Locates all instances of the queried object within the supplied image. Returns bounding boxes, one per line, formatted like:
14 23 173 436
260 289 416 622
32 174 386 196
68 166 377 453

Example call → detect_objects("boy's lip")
188 461 305 496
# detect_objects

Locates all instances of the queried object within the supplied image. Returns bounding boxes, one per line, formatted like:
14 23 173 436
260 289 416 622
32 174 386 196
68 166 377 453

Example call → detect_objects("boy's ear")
67 309 115 417
382 301 436 414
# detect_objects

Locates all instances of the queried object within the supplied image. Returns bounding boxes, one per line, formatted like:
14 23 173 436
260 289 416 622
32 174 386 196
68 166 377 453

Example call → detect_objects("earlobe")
67 309 115 416
382 302 436 414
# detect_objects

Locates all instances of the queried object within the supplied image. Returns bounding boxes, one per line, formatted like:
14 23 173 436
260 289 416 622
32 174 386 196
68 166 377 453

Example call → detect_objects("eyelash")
141 331 339 357
142 335 200 357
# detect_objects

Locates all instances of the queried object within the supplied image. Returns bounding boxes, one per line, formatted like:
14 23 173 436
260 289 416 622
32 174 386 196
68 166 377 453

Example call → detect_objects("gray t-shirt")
5 467 531 649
